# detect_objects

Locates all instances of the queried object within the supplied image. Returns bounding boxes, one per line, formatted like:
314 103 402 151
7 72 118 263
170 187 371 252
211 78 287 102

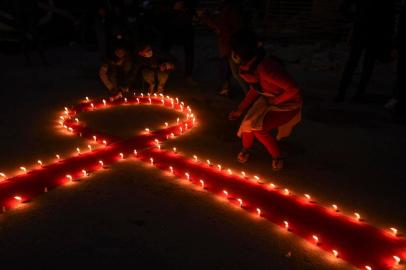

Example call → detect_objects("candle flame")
237 198 243 207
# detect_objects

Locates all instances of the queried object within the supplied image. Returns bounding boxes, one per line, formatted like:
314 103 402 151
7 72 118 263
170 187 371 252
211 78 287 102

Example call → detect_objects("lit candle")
217 164 222 171
20 166 27 173
14 196 22 202
164 122 168 128
185 123 188 129
223 190 228 197
76 147 81 155
332 204 338 212
37 160 43 166
56 154 61 160
85 96 89 102
284 189 289 195
227 169 232 175
148 98 152 104
169 166 173 174
177 117 180 124
82 169 87 177
102 99 106 106
193 155 198 162
354 212 361 221
304 194 311 200
124 98 128 103
254 175 260 181
150 157 154 165
365 266 372 270
185 172 190 181
179 127 183 133
88 145 92 151
90 103 94 109
119 153 124 159
170 133 175 138
173 147 177 153
66 174 73 182
145 128 150 133
93 135 97 142
75 118 79 123
68 127 73 132
199 179 204 188
0 172 6 178
332 250 338 258
133 149 138 156
390 227 398 236
312 235 319 244
241 171 246 177
284 221 289 230
99 160 104 167
269 183 276 189
237 198 243 207
102 140 107 146
136 98 140 104
256 208 261 216
206 159 211 166
393 256 401 265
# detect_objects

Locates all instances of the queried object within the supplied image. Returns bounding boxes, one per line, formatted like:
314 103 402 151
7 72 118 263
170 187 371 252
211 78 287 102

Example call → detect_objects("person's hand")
228 110 242 120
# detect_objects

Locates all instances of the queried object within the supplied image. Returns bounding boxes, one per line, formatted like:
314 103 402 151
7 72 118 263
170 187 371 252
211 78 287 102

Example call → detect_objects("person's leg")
219 56 231 96
157 70 170 93
396 50 406 118
254 109 300 158
238 132 255 163
353 46 378 101
228 56 248 94
335 36 364 101
242 132 255 150
142 69 156 93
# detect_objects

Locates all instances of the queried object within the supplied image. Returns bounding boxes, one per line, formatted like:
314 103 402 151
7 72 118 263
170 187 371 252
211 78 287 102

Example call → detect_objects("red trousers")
242 109 299 158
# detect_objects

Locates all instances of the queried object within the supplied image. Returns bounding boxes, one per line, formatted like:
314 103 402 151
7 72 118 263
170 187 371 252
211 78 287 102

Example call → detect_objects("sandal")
272 157 285 171
237 149 251 163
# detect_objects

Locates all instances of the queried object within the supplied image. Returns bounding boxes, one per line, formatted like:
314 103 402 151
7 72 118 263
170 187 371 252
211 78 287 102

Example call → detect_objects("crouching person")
228 30 302 171
135 43 175 94
99 43 135 101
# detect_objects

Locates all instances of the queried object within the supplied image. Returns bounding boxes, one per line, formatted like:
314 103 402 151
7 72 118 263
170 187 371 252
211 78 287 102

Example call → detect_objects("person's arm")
99 63 115 91
229 87 260 120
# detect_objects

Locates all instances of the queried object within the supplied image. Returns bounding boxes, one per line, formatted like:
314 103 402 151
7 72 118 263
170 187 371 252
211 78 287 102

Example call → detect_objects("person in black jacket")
335 0 396 102
395 4 406 120
134 43 175 94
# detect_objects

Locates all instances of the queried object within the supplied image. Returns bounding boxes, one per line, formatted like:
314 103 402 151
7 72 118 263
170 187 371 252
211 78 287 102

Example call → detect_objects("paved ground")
0 34 405 269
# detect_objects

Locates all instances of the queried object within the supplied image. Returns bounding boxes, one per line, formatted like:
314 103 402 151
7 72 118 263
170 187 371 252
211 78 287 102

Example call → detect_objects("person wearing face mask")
133 43 175 94
228 30 302 171
99 41 134 101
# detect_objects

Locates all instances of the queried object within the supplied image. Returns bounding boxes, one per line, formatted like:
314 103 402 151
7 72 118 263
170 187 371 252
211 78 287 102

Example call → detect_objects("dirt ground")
0 34 405 269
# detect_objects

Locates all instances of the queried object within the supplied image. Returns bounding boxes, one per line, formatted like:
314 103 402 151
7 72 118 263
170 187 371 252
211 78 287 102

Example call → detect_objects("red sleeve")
237 88 260 113
262 61 301 105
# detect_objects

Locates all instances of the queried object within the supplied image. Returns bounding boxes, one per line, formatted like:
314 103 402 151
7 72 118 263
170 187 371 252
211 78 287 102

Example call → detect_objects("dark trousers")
338 36 378 98
397 51 406 116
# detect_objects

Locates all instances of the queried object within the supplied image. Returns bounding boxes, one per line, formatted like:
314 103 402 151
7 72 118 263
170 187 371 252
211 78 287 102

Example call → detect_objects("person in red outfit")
228 30 302 171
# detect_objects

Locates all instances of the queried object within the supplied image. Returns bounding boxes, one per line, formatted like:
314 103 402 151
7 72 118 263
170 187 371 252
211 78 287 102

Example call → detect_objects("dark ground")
0 33 405 269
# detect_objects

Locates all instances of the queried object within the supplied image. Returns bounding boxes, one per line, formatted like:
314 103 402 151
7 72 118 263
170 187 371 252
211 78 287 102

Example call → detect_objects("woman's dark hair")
230 29 259 62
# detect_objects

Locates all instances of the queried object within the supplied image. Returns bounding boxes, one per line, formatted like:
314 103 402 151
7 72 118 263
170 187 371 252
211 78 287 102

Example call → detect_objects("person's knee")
142 69 155 85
